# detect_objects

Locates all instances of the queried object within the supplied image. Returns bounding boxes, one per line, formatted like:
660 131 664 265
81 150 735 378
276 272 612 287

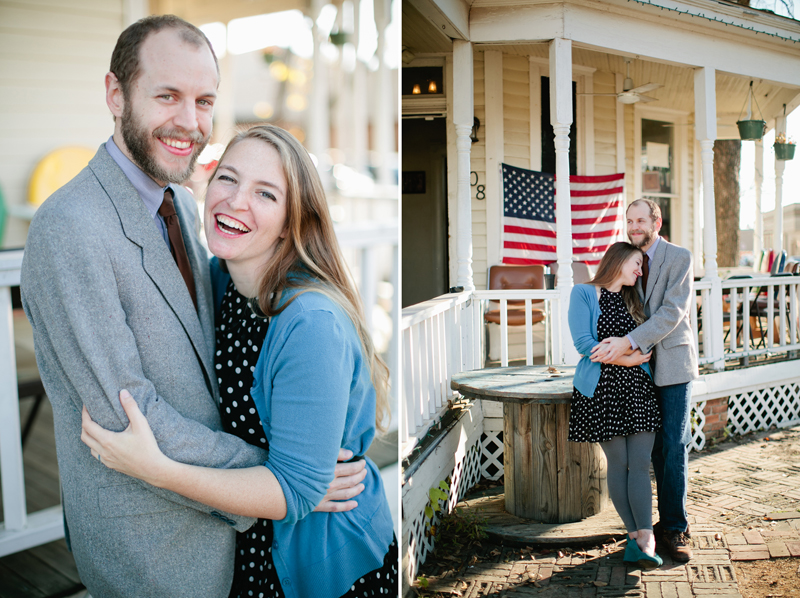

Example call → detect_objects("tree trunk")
713 139 741 268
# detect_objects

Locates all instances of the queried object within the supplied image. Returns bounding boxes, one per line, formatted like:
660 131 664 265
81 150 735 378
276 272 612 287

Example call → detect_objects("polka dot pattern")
217 281 397 597
337 538 399 598
217 282 283 598
568 288 660 443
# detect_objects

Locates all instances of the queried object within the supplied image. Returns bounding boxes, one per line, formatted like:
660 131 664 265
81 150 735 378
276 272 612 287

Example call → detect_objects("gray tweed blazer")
628 238 699 387
21 145 268 598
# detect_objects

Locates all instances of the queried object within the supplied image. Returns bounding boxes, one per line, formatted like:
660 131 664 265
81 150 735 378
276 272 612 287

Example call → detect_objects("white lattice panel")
404 425 484 585
690 401 706 452
480 431 504 480
728 382 800 435
405 505 434 587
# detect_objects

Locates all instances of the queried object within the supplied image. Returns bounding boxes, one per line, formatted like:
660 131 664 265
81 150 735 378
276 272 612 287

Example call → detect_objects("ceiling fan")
582 59 663 104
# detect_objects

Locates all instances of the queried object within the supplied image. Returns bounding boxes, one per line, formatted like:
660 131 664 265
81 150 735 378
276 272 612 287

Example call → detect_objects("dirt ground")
735 558 800 598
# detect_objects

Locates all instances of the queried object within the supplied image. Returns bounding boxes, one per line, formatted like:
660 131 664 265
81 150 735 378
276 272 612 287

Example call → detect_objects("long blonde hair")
588 242 646 325
212 125 390 431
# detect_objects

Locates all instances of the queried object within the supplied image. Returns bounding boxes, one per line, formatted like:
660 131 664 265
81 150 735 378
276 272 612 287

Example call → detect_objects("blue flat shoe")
623 536 663 569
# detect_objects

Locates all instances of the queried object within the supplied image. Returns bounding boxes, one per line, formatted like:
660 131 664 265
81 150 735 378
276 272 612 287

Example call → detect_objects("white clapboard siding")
0 0 123 247
624 104 636 205
503 54 530 169
592 71 618 175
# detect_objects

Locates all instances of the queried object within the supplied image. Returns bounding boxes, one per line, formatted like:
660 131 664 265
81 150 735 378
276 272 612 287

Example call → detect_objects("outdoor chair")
755 249 770 274
483 264 548 363
547 261 594 284
722 274 756 348
770 250 787 276
484 264 546 326
752 271 796 346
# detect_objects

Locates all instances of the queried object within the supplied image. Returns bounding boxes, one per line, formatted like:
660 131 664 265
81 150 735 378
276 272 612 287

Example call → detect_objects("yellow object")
28 146 95 206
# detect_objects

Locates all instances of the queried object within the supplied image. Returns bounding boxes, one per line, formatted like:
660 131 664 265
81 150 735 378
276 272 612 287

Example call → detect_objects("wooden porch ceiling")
403 0 800 134
402 0 453 54
149 0 315 24
474 44 800 136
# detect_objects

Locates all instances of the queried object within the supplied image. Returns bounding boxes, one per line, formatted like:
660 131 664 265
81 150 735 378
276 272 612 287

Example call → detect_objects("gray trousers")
600 432 656 533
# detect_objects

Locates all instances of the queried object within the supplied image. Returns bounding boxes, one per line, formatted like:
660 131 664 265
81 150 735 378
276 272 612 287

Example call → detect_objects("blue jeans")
652 381 692 533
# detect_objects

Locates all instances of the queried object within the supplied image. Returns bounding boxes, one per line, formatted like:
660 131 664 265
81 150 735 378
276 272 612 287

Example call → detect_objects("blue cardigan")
568 284 651 398
211 259 394 598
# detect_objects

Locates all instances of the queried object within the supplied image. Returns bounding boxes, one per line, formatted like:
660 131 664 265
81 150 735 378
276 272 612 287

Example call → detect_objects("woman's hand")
314 452 367 513
81 389 172 486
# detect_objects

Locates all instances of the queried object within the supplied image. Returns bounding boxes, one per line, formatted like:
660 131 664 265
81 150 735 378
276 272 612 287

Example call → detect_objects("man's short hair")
110 15 219 100
628 198 661 222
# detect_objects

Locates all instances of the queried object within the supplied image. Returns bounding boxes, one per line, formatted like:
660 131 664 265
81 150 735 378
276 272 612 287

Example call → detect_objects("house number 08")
471 171 485 200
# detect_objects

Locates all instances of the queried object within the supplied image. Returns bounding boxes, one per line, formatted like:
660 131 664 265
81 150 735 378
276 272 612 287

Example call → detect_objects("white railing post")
0 283 26 532
0 248 65 557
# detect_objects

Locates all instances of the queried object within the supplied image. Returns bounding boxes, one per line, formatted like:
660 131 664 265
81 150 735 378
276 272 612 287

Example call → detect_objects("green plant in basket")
775 133 796 161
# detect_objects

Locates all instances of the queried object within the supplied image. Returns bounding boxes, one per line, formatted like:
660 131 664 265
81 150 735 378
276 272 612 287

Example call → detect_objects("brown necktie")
641 256 650 292
159 189 197 310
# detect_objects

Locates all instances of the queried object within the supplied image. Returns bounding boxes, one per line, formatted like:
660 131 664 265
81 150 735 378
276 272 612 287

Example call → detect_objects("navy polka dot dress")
216 281 398 598
216 282 284 598
568 288 659 443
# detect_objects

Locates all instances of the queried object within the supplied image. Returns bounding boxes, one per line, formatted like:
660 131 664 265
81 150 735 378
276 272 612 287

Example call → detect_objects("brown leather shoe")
662 529 693 562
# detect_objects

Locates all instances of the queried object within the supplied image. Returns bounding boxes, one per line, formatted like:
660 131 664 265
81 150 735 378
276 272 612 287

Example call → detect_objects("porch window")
401 66 444 96
640 118 674 240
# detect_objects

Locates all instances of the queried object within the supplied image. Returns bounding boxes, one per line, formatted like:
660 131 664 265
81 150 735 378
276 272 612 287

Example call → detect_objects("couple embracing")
568 199 698 568
22 15 395 598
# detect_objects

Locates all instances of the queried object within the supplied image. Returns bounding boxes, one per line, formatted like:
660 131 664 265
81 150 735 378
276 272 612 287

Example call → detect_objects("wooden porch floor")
0 396 85 598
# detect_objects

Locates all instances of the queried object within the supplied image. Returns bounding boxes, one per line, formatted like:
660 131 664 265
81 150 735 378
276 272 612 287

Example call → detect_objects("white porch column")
214 49 236 144
373 0 393 186
453 40 474 291
352 0 369 174
484 50 503 270
309 0 331 188
754 140 764 266
695 66 724 370
550 38 578 365
774 115 787 254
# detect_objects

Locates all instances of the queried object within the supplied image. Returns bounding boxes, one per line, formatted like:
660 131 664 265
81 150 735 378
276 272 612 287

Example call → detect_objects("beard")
628 227 657 249
120 102 207 184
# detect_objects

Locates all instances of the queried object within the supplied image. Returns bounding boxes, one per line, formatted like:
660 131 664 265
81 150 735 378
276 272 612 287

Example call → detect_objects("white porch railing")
400 289 561 457
694 274 800 365
403 276 800 458
0 249 64 557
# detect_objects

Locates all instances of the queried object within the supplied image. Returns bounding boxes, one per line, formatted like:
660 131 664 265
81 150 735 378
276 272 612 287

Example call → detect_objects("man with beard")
589 199 697 563
21 15 362 598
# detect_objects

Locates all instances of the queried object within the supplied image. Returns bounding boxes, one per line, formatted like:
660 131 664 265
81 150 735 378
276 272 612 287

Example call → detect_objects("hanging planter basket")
737 119 766 141
329 32 350 45
775 143 796 161
737 81 766 141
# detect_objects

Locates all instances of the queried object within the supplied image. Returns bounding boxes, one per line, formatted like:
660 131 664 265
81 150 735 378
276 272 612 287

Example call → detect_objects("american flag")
501 164 625 266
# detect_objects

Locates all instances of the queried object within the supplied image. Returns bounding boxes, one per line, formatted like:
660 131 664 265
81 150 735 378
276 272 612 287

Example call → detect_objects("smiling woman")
205 138 289 297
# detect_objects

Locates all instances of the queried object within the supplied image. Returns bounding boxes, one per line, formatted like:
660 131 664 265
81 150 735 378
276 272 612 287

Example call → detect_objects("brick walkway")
418 425 800 597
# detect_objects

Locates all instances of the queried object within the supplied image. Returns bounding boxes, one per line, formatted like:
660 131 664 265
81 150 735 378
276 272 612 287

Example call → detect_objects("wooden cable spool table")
451 365 608 524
